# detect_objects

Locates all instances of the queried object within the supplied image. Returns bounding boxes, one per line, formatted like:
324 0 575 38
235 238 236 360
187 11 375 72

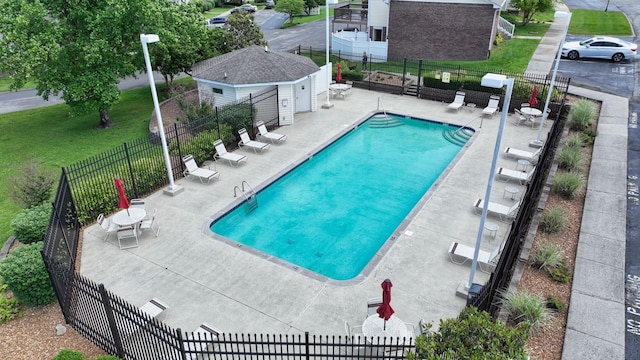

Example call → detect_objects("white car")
561 36 637 62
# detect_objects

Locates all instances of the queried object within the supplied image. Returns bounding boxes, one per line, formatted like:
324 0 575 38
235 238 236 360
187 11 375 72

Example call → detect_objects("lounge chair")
256 121 287 144
496 167 535 185
238 128 271 153
184 323 222 360
481 95 500 117
503 146 542 163
447 91 466 111
448 240 503 273
182 154 220 184
97 213 118 242
473 198 519 222
214 139 248 166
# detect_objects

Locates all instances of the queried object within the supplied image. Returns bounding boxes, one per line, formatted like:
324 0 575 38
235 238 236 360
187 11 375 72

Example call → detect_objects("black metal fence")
40 56 569 358
65 87 279 225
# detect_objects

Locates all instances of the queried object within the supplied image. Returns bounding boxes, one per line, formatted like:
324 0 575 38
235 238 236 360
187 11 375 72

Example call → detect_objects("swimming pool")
210 113 472 281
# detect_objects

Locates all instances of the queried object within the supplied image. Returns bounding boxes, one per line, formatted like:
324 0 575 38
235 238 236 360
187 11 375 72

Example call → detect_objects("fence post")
99 284 126 359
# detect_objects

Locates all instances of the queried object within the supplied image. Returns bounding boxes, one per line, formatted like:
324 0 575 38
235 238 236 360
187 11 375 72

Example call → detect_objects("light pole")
140 34 183 196
532 11 571 147
321 1 333 109
466 73 514 291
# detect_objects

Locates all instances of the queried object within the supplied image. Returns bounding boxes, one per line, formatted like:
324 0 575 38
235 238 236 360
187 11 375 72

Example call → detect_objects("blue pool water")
210 114 470 280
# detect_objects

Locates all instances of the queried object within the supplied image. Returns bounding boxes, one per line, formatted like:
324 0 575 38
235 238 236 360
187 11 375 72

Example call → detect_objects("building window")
212 87 223 94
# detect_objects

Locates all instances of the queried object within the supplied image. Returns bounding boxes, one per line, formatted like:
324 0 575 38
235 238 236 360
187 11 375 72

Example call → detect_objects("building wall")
387 1 495 61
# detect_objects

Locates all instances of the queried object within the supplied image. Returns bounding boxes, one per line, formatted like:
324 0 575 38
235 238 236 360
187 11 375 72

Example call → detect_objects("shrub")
10 203 52 244
549 261 571 283
52 350 85 360
500 290 552 332
0 242 56 306
557 146 581 171
540 207 565 233
407 306 530 360
530 241 564 271
567 98 596 131
546 294 565 312
0 284 23 324
8 160 56 209
553 171 584 199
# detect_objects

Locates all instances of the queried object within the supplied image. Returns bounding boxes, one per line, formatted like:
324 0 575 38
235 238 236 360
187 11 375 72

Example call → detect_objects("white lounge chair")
182 154 219 184
447 91 466 111
448 240 503 273
496 167 535 185
97 213 118 242
473 198 519 222
503 146 542 163
184 323 222 360
238 128 270 154
481 95 500 117
214 139 248 166
256 121 287 144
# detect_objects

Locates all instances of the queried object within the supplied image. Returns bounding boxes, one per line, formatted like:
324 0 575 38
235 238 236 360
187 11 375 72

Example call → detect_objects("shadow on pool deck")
80 88 550 335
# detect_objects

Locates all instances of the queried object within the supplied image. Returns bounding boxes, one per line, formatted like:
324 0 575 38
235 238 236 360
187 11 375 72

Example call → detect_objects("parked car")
561 36 637 62
231 4 257 13
207 16 227 29
265 0 275 9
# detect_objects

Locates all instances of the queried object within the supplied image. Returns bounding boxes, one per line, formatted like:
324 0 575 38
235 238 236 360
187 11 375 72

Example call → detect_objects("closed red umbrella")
376 278 394 329
529 85 539 107
336 63 342 83
114 178 130 215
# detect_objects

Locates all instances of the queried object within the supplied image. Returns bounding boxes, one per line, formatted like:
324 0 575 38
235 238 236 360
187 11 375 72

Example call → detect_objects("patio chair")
447 91 466 111
448 240 503 273
214 139 248 166
116 225 139 249
139 208 159 237
366 297 382 317
473 198 520 222
481 95 500 117
182 154 220 184
496 167 536 185
256 121 287 144
184 323 222 360
238 128 271 153
503 146 542 163
97 213 118 242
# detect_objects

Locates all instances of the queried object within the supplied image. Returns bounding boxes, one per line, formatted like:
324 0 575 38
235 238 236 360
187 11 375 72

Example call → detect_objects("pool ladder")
234 181 258 212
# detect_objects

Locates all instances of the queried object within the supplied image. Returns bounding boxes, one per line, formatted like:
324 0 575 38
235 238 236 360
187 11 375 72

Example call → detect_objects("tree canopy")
511 0 555 25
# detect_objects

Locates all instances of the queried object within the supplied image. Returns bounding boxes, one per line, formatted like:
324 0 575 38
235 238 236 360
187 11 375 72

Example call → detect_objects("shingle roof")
192 45 321 85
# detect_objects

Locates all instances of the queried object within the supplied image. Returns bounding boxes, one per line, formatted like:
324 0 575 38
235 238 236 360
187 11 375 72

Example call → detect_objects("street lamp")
532 11 571 147
321 1 334 109
140 34 183 196
466 73 514 291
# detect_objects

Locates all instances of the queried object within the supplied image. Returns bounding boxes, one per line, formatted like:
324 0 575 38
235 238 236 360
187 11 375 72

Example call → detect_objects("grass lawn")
568 9 633 35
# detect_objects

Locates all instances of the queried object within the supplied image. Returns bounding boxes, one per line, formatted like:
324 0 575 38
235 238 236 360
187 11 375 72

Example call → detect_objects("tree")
275 0 306 25
511 0 555 26
224 12 268 51
407 307 531 360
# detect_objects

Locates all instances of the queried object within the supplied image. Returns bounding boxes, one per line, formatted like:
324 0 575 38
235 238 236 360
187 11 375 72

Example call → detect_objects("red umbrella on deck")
529 85 539 107
336 63 342 83
376 278 394 330
114 178 130 216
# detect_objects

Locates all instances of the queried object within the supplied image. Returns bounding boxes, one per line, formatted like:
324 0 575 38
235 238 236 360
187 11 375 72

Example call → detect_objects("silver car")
561 36 637 62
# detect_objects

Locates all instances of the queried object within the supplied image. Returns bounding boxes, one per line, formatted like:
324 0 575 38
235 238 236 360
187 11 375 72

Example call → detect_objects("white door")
296 78 312 112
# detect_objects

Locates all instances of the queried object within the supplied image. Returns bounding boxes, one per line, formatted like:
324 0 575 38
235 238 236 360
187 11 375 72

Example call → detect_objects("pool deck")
81 89 551 335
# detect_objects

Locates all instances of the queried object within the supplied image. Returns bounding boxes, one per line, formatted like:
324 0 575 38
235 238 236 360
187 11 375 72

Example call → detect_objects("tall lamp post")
321 1 333 109
140 34 183 196
532 11 571 147
466 73 514 291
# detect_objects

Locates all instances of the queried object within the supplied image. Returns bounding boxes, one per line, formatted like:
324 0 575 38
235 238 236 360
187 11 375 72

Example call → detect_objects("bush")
52 350 85 360
567 98 596 131
8 160 56 209
540 207 565 233
0 242 56 306
0 284 23 324
530 241 564 271
10 203 52 244
500 290 552 332
557 146 582 171
407 306 530 360
553 171 584 199
546 294 565 312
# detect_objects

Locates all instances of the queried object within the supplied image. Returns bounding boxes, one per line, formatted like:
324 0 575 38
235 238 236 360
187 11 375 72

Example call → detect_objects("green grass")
281 8 334 28
568 9 633 35
0 86 160 246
